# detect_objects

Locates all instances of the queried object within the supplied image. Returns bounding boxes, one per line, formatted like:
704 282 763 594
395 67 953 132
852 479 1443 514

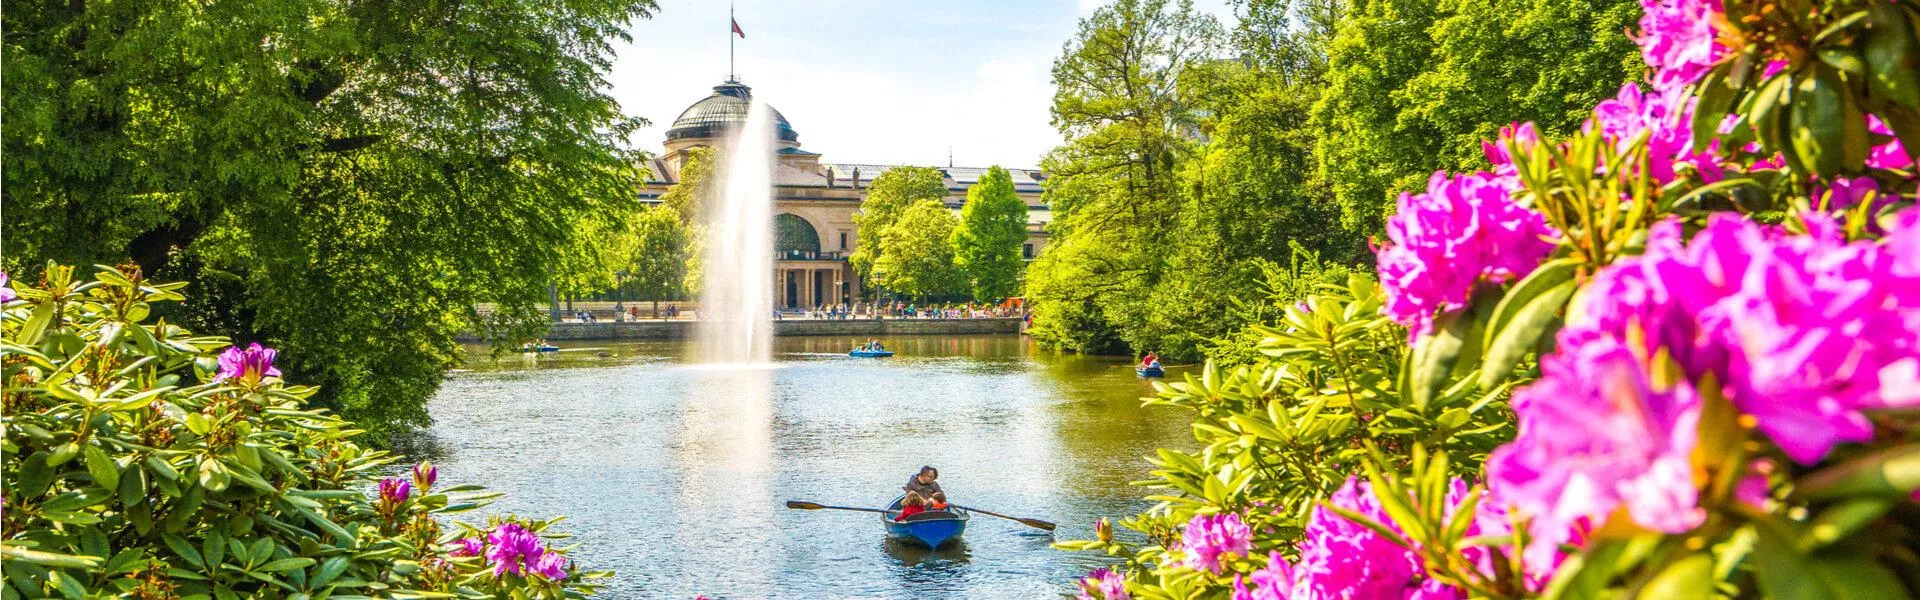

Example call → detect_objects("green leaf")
198 458 230 492
1802 497 1894 551
1641 552 1715 599
1864 1 1920 109
1692 69 1737 152
84 444 120 491
1796 444 1920 500
162 533 205 569
0 544 105 569
258 558 315 572
310 556 350 588
19 300 57 346
49 441 82 468
46 570 88 600
1479 277 1576 390
18 451 57 497
1407 309 1473 411
1789 65 1867 176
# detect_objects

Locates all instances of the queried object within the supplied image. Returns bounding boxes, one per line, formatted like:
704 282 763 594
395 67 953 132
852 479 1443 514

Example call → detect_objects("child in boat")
1140 351 1160 368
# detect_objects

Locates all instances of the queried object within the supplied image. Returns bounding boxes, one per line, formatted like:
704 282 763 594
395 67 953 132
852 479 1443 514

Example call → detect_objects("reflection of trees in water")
1030 351 1195 504
775 334 1029 359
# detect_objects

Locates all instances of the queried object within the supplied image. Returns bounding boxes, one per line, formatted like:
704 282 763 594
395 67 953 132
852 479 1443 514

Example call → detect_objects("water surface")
408 335 1189 599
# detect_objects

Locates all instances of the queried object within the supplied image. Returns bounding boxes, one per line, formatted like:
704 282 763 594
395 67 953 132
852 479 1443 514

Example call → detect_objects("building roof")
666 81 800 144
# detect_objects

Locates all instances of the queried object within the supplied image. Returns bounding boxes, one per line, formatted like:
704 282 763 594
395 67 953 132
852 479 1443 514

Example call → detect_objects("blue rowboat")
521 344 560 353
849 349 894 357
882 495 968 548
1136 365 1164 377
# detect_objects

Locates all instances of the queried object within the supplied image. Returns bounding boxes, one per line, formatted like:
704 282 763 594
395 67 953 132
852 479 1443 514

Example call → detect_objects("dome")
665 81 799 144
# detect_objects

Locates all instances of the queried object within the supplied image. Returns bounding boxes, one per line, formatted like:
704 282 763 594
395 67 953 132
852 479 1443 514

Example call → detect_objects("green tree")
1027 0 1224 355
1311 0 1639 233
659 146 723 223
849 166 948 289
2 0 657 439
951 166 1029 302
624 205 690 318
872 200 964 301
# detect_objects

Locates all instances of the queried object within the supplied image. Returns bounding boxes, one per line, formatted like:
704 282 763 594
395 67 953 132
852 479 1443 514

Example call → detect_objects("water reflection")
426 335 1192 598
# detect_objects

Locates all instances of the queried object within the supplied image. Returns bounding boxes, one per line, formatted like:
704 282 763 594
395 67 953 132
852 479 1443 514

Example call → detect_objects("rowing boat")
849 349 894 357
881 495 968 548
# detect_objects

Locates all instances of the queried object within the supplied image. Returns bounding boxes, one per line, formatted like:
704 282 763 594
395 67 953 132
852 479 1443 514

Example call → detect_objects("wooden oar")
785 500 894 515
951 505 1056 531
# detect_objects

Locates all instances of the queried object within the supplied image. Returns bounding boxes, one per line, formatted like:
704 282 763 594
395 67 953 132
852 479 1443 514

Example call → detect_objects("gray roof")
666 81 799 144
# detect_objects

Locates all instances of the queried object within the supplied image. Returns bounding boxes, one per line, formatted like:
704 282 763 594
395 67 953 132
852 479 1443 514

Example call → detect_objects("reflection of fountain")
696 95 776 365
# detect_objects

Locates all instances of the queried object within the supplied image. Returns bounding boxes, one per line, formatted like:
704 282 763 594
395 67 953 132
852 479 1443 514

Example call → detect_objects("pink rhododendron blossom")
1230 552 1297 600
0 273 15 303
1293 478 1463 599
1636 0 1731 92
1378 171 1557 337
1587 84 1721 184
1076 568 1129 600
1821 177 1880 210
451 537 484 557
1180 513 1252 574
413 462 439 490
486 523 564 579
377 477 412 504
1484 122 1543 178
216 343 282 383
1868 115 1915 170
1487 329 1705 559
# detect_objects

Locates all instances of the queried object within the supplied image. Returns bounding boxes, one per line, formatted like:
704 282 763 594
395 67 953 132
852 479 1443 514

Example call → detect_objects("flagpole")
729 1 735 82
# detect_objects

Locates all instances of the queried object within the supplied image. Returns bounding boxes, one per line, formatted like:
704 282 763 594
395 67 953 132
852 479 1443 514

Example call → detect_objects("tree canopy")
622 205 691 318
849 166 948 291
951 166 1029 302
871 200 964 301
2 0 658 439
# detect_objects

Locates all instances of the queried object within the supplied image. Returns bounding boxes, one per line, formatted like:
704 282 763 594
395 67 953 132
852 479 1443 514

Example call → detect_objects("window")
839 231 849 250
1022 243 1034 259
775 214 820 259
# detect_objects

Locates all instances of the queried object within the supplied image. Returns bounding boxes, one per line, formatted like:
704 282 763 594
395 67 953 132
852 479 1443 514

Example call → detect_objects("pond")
403 335 1192 599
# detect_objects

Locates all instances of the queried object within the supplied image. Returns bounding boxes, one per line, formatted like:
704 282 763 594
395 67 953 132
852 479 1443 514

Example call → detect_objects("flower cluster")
483 523 569 580
1491 211 1920 553
0 272 15 303
1291 478 1460 599
1634 0 1731 93
1179 512 1252 574
1378 171 1557 337
1230 551 1296 600
1587 84 1720 184
216 343 282 384
1076 568 1129 600
378 476 413 505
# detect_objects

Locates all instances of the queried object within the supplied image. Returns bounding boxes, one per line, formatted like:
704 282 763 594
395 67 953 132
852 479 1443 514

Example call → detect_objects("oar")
951 505 1056 531
785 500 894 515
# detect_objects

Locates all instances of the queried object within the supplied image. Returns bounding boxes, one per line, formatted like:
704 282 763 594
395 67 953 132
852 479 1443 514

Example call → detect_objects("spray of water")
695 99 776 365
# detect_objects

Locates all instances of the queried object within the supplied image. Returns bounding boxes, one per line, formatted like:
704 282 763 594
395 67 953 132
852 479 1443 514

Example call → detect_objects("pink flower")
1293 478 1462 599
1483 122 1543 177
1378 171 1557 337
1868 115 1914 170
216 343 282 383
1230 552 1297 600
1180 513 1252 574
0 272 15 303
1587 84 1720 184
413 462 438 491
529 550 568 580
1076 568 1129 600
451 537 484 557
1487 329 1705 560
377 477 412 504
1635 0 1731 93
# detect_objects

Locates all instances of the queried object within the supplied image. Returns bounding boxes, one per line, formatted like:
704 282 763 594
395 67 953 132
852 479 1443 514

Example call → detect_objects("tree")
951 166 1029 302
849 166 948 288
659 146 723 224
2 0 657 440
872 200 964 301
1311 0 1639 233
624 205 690 318
1026 0 1223 355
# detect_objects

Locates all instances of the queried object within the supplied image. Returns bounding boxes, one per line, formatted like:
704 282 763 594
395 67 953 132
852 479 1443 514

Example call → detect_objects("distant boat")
882 496 968 548
849 349 894 357
521 344 560 353
1136 364 1164 377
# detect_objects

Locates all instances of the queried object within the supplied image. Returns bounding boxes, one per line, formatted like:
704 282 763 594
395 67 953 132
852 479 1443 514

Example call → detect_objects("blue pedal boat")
882 496 969 548
1136 365 1164 377
849 349 895 357
521 344 560 353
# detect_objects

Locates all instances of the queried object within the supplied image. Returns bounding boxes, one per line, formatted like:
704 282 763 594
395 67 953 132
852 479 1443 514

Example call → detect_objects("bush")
1061 0 1920 597
1 264 606 598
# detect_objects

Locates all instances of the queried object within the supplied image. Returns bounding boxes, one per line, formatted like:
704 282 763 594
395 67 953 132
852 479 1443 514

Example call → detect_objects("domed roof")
666 81 799 144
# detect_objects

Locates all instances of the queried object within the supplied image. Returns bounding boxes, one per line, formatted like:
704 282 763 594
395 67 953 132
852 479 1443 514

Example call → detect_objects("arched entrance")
775 213 820 260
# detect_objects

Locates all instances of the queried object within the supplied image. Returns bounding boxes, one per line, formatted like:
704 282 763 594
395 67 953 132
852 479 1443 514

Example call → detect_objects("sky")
606 0 1230 169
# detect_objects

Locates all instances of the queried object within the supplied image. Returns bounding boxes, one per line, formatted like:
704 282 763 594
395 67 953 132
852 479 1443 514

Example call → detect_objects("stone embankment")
458 317 1023 342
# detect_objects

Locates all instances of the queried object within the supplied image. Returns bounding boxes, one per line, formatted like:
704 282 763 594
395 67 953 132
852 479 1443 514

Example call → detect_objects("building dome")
665 81 800 144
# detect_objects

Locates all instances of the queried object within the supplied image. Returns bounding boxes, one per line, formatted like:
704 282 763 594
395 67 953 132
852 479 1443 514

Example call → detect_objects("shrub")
1 264 606 598
1062 0 1920 597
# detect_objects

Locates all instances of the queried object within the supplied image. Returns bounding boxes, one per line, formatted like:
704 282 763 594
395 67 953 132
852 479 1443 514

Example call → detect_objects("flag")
731 18 745 38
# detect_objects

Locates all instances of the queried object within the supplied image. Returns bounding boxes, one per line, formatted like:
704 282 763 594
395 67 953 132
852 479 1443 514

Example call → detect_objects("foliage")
849 166 949 291
951 166 1030 302
0 264 604 598
620 206 690 318
1204 244 1354 368
1061 0 1920 598
871 201 965 302
1026 0 1224 357
1 0 658 442
1311 0 1641 234
659 147 722 225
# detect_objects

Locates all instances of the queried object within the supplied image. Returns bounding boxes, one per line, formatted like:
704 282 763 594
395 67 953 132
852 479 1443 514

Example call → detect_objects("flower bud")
1095 517 1112 544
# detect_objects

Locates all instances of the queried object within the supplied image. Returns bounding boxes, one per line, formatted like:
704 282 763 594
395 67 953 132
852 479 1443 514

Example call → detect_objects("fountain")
695 94 777 365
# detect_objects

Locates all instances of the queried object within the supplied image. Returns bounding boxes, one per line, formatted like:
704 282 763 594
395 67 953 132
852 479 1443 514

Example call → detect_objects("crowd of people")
554 300 1025 322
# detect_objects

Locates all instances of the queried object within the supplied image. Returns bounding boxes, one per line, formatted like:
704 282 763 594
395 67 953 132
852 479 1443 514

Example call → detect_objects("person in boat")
1140 351 1161 369
895 466 948 521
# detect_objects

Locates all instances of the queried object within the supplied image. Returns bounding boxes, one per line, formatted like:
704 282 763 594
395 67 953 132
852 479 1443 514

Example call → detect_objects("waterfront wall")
460 317 1023 342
